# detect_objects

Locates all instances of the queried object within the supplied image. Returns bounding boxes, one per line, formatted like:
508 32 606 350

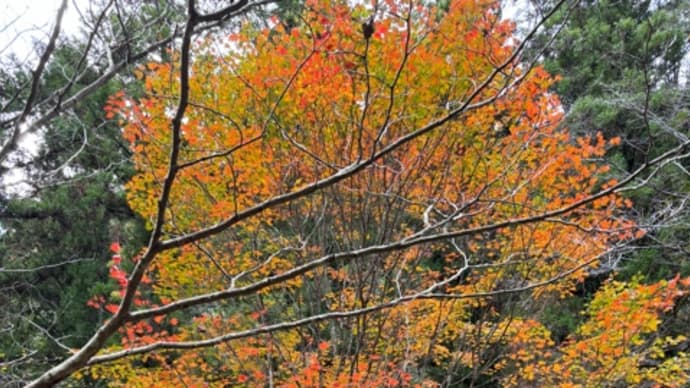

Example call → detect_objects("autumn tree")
6 0 690 387
496 275 690 387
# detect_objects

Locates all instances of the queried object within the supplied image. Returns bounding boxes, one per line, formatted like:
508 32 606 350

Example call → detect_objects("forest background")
1 0 690 386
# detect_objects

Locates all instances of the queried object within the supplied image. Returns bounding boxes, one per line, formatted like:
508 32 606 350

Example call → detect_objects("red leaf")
110 242 121 253
105 304 119 314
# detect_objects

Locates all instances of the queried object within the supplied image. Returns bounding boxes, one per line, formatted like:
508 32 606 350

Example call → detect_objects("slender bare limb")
90 247 611 365
0 0 68 162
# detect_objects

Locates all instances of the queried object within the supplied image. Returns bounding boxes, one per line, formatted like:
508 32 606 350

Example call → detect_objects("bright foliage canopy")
85 0 690 386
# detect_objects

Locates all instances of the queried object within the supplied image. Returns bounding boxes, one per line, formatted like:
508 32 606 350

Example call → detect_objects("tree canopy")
1 0 689 387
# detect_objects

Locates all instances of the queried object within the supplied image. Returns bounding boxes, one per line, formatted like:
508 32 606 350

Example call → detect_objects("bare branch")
0 0 68 162
90 247 610 365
